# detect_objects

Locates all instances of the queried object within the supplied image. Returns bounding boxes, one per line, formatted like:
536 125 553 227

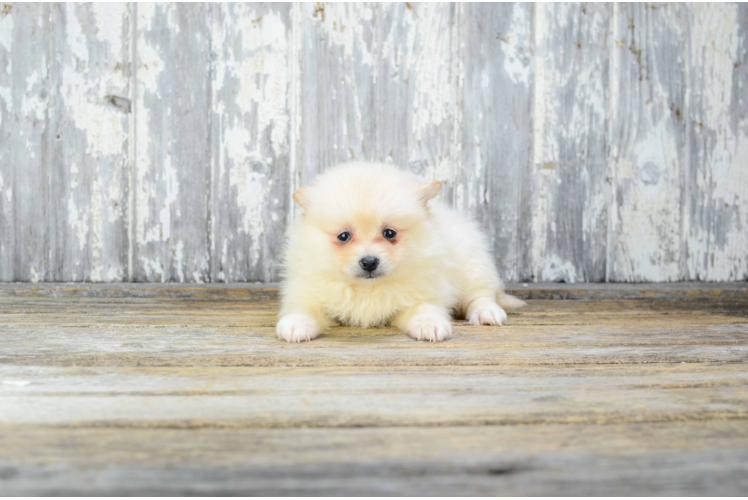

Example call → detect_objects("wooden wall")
1 3 746 283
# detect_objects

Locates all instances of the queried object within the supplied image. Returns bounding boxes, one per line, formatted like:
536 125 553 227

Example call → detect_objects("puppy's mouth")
358 271 383 280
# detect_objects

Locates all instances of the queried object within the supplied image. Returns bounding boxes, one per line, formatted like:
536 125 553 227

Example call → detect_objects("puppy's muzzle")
359 256 379 273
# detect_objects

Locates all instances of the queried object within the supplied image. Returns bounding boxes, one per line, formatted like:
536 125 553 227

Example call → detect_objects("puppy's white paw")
407 311 453 342
467 298 507 326
276 313 321 343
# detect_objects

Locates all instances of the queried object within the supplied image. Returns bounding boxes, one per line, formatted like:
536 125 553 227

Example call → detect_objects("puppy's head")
293 163 441 283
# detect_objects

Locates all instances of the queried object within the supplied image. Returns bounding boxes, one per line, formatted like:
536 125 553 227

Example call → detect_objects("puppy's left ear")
418 181 442 205
292 189 311 211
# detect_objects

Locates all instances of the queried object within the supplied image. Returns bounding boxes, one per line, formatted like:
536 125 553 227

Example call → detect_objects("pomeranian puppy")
276 162 524 343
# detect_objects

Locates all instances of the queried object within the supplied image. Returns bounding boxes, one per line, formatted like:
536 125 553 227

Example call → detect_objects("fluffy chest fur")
320 272 459 327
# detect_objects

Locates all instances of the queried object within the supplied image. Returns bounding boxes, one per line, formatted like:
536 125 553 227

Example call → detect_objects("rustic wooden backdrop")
1 3 746 283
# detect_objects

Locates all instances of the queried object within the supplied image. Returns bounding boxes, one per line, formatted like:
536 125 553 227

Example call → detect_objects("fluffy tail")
497 291 526 311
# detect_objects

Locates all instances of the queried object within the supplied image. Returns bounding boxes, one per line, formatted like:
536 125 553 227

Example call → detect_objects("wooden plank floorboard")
1 283 747 495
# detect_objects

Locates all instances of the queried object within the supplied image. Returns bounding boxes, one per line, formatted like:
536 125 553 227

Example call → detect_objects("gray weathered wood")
0 4 49 281
209 3 293 282
0 283 747 495
531 3 610 283
3 364 748 426
132 3 211 282
1 284 746 369
2 281 747 301
608 3 688 282
295 3 458 198
48 3 130 281
686 3 748 281
460 3 533 283
1 425 747 495
1 3 747 283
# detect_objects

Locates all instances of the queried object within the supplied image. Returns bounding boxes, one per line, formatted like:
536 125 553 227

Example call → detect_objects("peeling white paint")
608 5 689 282
135 3 165 259
322 4 374 68
0 86 11 114
91 3 123 50
0 10 14 51
225 129 267 268
0 10 12 131
67 170 90 253
158 154 178 243
21 70 45 120
61 66 126 157
531 4 551 280
542 255 579 284
174 240 184 282
2 4 747 283
28 267 42 283
89 174 104 282
231 9 289 156
502 3 532 87
613 117 682 281
686 3 748 281
65 5 89 63
531 3 610 282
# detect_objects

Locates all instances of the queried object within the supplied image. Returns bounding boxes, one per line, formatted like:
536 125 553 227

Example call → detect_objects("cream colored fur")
277 162 524 343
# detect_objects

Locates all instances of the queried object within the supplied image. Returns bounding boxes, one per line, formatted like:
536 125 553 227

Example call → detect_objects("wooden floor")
1 283 747 496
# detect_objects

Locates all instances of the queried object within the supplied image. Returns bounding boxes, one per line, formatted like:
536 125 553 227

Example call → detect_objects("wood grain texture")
3 280 748 300
608 3 688 282
1 3 748 284
531 3 610 283
1 285 746 371
686 3 748 281
1 424 747 495
0 3 49 282
3 363 748 427
295 3 459 199
461 3 533 282
48 3 130 282
132 3 211 282
0 283 747 495
209 3 292 282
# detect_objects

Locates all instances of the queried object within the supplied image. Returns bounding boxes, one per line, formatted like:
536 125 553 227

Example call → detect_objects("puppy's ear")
418 180 442 205
292 189 311 210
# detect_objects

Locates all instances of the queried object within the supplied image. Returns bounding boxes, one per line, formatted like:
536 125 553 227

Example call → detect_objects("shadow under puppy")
277 162 525 342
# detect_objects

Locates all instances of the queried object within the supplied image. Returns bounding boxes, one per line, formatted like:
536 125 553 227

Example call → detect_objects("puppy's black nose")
359 256 379 272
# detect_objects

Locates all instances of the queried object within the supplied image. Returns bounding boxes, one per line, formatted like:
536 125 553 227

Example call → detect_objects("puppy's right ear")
292 189 311 211
418 180 442 205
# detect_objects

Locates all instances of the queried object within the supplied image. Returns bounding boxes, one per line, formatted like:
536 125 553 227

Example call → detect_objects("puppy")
276 162 525 343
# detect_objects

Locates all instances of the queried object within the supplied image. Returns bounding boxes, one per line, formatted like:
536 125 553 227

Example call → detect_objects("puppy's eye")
383 229 397 240
337 232 351 243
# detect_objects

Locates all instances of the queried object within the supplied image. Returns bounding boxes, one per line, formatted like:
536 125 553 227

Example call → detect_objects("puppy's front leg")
393 304 452 342
465 296 507 326
276 305 331 343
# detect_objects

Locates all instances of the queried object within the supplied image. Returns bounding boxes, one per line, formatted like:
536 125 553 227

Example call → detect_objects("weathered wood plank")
460 3 533 282
2 282 747 301
608 3 688 282
47 3 130 282
3 421 746 464
531 3 610 283
2 364 747 427
2 332 745 368
686 3 748 281
132 3 211 282
295 3 458 199
209 3 292 283
1 292 746 368
0 281 746 495
2 422 747 495
0 3 49 282
1 2 747 285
